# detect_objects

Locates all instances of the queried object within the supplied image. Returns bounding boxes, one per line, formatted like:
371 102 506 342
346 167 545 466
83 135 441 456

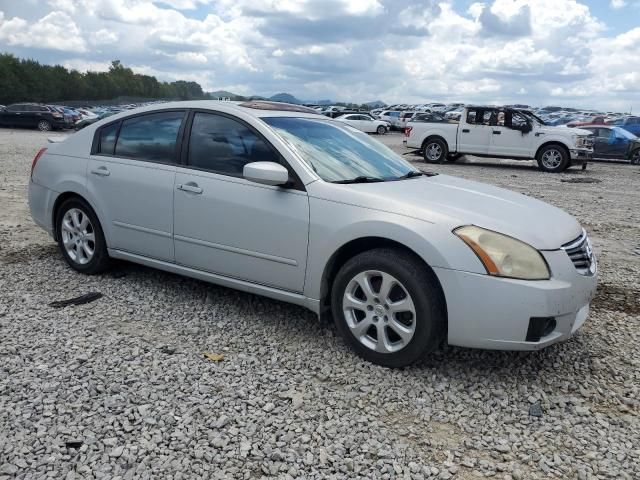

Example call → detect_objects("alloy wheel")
342 270 416 353
61 208 96 265
541 149 562 169
425 143 442 162
37 120 51 131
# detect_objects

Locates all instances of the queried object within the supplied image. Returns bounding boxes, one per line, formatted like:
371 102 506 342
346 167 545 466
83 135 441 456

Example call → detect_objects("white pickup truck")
403 106 594 172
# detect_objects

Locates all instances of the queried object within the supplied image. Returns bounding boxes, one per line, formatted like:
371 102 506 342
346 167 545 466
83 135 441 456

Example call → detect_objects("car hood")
313 174 582 250
539 125 591 136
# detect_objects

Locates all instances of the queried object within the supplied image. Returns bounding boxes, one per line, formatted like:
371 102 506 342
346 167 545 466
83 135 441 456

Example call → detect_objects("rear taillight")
31 148 47 179
404 126 413 137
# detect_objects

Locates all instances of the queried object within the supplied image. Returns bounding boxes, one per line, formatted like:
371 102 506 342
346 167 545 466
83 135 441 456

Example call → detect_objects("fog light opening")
526 317 557 342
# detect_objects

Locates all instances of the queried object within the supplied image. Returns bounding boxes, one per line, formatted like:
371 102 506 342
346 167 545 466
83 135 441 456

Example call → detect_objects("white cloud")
0 0 638 112
610 0 626 8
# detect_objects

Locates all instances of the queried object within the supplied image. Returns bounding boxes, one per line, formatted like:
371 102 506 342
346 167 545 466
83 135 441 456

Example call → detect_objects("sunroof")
239 101 319 114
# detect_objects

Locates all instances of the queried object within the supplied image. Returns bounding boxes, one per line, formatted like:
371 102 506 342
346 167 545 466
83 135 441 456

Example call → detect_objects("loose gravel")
1 128 639 479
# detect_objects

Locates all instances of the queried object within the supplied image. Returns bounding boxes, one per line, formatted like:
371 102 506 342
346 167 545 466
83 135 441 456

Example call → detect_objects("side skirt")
108 249 321 315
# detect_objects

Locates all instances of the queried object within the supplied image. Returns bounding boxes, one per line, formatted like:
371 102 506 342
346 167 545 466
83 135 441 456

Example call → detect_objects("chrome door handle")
177 183 203 194
90 167 110 176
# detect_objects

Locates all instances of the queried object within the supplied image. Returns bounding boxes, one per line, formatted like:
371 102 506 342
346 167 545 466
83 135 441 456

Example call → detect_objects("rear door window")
187 112 281 177
114 111 185 163
98 122 120 155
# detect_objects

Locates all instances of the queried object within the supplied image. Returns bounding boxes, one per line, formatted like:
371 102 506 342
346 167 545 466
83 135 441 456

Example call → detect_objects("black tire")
447 153 463 162
536 144 569 172
55 197 111 274
37 120 52 132
423 138 448 163
631 149 640 165
376 125 386 135
331 248 446 368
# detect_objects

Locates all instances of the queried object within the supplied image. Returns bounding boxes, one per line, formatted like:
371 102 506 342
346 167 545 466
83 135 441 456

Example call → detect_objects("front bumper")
433 249 598 350
570 148 592 161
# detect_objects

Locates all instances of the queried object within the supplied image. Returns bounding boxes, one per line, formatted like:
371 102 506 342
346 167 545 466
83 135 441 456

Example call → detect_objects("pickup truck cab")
404 106 594 172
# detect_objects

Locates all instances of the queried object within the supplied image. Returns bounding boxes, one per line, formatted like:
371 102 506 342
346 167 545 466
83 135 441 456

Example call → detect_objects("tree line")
0 54 206 105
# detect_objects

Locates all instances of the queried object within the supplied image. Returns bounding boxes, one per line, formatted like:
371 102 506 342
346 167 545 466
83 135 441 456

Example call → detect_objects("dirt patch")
0 243 57 265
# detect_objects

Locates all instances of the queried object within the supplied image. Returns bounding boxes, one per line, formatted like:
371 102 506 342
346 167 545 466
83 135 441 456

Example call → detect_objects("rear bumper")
433 249 598 350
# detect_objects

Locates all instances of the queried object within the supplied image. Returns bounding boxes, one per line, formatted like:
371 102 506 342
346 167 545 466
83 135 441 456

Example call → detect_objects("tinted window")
98 122 120 155
114 111 184 163
188 112 280 176
466 110 477 123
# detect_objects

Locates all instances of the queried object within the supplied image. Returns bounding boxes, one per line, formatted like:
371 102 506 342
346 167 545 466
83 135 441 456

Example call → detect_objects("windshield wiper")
395 171 423 180
332 176 385 184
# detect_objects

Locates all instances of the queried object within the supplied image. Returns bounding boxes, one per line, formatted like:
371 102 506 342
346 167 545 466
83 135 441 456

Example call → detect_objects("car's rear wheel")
376 125 386 135
37 120 52 132
537 144 569 172
331 248 446 367
56 197 111 274
631 149 640 165
423 138 448 163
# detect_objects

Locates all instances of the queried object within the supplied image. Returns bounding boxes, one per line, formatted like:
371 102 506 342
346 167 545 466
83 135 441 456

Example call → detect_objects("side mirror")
243 161 290 186
520 122 532 133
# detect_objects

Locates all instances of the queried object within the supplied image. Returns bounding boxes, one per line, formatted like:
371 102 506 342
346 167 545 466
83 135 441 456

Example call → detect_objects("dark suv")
0 103 71 131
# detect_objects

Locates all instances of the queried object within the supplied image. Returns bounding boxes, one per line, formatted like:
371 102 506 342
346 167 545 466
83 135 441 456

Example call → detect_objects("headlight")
454 226 550 280
572 135 590 148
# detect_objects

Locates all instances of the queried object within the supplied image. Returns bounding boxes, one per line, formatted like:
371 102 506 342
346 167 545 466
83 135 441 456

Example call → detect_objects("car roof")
94 100 324 120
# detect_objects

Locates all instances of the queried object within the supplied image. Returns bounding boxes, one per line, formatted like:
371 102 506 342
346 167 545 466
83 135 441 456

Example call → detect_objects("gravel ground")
1 128 639 480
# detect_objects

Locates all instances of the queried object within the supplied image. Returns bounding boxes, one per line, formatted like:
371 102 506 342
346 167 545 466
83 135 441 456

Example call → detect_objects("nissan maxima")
28 101 598 367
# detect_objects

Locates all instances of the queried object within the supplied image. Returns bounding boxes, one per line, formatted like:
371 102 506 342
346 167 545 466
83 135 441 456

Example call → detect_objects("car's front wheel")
631 148 640 165
331 248 446 367
37 120 52 132
56 197 111 274
537 144 569 172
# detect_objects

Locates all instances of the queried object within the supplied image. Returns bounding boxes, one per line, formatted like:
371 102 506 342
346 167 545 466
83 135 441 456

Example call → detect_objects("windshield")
263 117 419 182
613 127 637 140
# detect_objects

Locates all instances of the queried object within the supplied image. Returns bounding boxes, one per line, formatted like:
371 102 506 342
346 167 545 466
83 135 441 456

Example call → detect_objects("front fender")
303 197 485 300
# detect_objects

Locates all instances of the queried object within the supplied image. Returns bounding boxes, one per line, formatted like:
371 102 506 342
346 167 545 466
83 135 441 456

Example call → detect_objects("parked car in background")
608 116 640 136
566 116 606 128
28 100 597 367
578 126 640 164
398 111 417 130
378 110 402 129
75 111 116 130
404 105 594 172
0 103 71 131
335 113 389 134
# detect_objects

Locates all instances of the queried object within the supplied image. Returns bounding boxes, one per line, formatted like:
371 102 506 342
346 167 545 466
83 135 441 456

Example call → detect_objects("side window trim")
181 109 306 191
91 109 186 164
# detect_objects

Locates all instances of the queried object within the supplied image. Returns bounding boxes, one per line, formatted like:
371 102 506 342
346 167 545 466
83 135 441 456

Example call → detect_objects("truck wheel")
536 145 569 173
423 138 448 163
631 149 640 165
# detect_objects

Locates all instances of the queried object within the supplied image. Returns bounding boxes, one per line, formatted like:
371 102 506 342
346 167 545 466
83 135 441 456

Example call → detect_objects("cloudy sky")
0 0 639 110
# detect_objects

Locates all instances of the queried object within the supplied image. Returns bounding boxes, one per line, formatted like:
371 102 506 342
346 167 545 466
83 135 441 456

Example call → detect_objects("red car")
566 116 606 128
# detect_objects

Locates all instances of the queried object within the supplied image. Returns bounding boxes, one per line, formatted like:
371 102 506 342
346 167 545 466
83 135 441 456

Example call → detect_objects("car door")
488 110 534 157
457 108 493 155
355 115 374 132
5 104 28 127
173 111 310 293
86 110 185 262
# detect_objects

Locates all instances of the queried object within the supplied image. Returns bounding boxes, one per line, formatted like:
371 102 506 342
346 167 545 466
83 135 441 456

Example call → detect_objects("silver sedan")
29 101 597 367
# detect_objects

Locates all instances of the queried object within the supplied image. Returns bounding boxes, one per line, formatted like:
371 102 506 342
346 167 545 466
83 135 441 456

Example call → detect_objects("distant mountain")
365 100 387 108
269 93 302 104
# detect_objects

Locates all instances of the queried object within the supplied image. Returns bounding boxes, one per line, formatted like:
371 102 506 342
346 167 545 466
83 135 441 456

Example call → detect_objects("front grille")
561 230 595 275
584 137 594 148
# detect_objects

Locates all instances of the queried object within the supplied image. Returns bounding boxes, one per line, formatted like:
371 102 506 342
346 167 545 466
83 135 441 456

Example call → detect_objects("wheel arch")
318 236 447 326
52 191 102 242
421 135 449 153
